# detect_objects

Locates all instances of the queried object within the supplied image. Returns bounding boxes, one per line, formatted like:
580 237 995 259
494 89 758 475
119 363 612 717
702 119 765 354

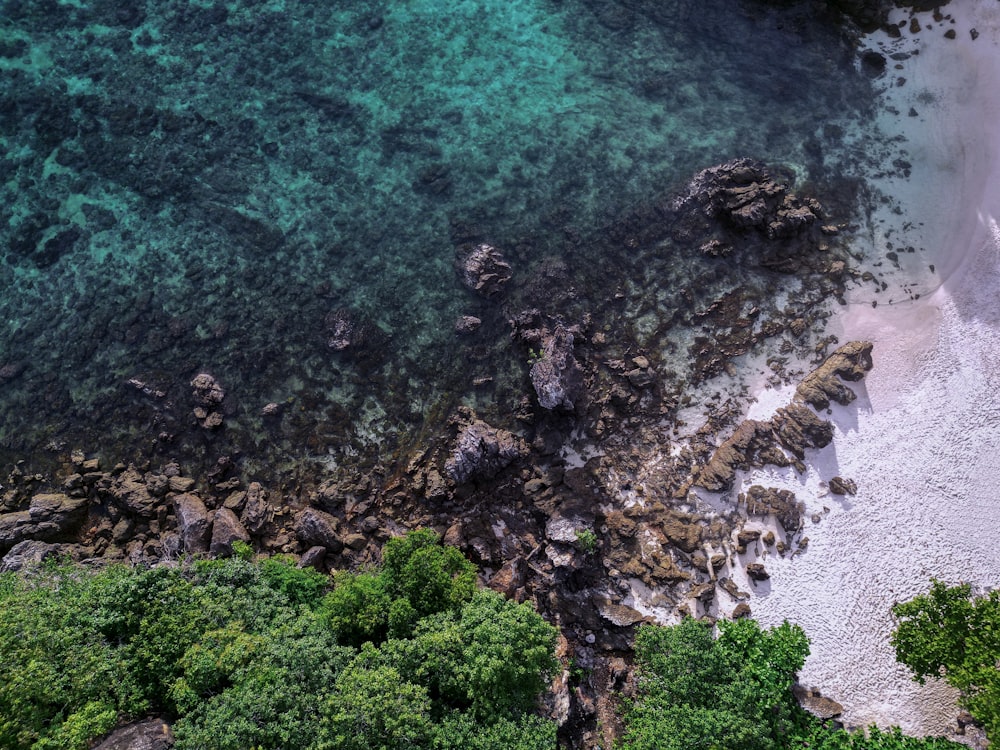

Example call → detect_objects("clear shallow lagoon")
0 0 896 474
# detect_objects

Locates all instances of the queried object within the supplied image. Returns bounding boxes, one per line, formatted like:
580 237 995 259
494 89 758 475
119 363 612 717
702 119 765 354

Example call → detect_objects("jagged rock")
746 562 770 581
530 325 582 411
772 402 834 458
695 420 775 491
294 507 344 553
240 481 271 534
343 533 368 551
209 508 250 557
456 243 512 298
660 511 702 553
0 539 63 572
736 528 761 554
491 557 526 598
444 417 527 485
173 494 211 554
732 602 752 619
454 315 482 334
796 341 874 410
744 485 804 535
168 476 196 493
190 373 225 406
829 476 857 496
93 718 174 750
103 466 159 516
0 493 88 554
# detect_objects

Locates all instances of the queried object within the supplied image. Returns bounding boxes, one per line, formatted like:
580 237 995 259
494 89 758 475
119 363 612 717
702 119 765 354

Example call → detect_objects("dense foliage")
0 530 558 750
618 617 964 750
892 580 1000 743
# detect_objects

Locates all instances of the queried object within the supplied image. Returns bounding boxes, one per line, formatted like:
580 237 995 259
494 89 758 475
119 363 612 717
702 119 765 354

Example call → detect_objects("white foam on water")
748 1 1000 735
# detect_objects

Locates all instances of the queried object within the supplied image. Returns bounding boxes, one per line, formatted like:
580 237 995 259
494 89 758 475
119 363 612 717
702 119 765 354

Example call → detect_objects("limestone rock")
209 508 250 557
93 718 174 750
456 243 512 298
444 418 527 485
294 507 344 553
530 325 582 411
173 494 211 554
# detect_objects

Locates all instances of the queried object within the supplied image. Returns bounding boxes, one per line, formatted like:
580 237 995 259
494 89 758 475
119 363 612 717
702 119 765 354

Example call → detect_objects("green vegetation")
574 528 598 554
0 530 557 750
892 580 1000 743
618 617 965 750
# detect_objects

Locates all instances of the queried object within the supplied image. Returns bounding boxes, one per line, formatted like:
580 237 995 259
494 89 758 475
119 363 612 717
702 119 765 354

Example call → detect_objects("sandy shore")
745 2 1000 736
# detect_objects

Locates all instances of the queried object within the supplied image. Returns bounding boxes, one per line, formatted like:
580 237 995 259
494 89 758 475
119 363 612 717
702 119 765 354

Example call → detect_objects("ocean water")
0 0 897 477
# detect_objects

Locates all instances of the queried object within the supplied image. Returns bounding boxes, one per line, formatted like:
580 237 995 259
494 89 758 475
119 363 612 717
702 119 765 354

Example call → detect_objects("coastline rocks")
743 485 804 535
530 325 582 411
240 481 272 534
0 539 64 572
173 494 211 554
455 243 512 298
444 417 527 485
0 493 88 554
209 508 250 557
294 507 344 553
829 476 857 496
795 340 874 410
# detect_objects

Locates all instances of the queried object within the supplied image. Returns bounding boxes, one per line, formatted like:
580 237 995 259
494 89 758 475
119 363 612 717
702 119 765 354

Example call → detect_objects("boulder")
240 481 271 534
0 493 88 554
444 418 527 485
828 476 857 496
190 373 225 406
294 507 344 553
743 485 803 535
173 494 211 554
454 315 482 334
105 466 160 516
455 243 512 298
0 540 63 572
93 718 174 750
746 562 770 581
209 508 250 557
530 325 582 411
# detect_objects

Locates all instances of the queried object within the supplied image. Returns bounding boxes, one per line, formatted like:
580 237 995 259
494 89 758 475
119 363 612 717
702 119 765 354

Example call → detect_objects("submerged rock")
455 243 512 298
190 373 225 406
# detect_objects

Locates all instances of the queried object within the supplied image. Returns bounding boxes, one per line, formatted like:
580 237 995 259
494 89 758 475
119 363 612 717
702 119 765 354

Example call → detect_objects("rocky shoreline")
1 156 887 746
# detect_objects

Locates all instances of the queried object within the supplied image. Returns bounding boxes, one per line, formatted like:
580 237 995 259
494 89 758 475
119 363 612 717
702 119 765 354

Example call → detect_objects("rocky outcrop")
240 481 271 534
209 508 250 557
0 539 64 572
456 243 512 298
294 507 344 553
695 342 872 491
190 373 225 430
795 340 873 410
743 485 804 535
444 417 527 485
93 718 174 750
0 493 88 554
530 325 582 411
106 465 162 517
173 494 211 554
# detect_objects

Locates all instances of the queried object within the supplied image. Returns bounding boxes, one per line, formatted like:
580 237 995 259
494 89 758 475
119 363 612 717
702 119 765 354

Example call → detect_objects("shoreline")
747 1 1000 735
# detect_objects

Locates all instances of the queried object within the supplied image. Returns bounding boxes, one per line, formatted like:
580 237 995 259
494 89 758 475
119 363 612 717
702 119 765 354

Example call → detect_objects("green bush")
0 530 557 750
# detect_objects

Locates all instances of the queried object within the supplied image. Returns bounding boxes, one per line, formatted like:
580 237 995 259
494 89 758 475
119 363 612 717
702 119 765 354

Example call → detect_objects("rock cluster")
455 242 512 298
444 414 528 485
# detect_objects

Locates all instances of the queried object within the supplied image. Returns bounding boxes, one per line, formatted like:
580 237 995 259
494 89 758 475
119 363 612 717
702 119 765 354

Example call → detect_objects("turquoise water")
0 0 890 476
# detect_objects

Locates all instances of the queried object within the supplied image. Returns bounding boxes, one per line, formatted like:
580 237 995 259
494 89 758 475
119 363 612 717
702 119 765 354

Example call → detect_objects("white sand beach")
745 1 1000 735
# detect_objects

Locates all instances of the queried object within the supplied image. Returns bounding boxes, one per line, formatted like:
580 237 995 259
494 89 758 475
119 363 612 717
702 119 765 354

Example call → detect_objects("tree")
892 580 1000 743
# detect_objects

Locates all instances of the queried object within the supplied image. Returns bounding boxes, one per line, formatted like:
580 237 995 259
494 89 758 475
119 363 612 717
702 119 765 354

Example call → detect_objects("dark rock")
93 718 174 750
491 557 526 598
0 493 88 554
746 562 770 581
299 545 327 570
828 476 857 496
343 533 368 551
444 417 527 485
598 601 647 627
173 494 211 554
695 419 777 491
732 602 752 619
168 476 196 493
240 481 271 534
0 540 63 572
772 403 834 458
530 325 582 411
324 308 355 351
209 508 250 557
455 243 512 298
793 684 844 720
294 507 344 553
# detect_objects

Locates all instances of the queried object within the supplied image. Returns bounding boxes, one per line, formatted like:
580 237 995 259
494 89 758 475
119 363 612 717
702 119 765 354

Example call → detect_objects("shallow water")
0 0 893 474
